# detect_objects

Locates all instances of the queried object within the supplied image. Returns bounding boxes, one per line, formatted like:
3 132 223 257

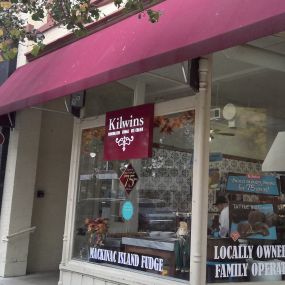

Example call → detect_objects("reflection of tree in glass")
154 111 195 134
81 127 105 153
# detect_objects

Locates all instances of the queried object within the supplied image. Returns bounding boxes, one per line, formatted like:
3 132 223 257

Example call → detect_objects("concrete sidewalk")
0 272 59 285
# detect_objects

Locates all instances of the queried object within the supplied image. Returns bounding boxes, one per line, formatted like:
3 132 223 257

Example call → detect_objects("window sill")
60 259 188 285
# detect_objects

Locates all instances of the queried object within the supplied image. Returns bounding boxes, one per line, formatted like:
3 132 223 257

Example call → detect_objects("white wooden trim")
190 56 212 285
67 119 83 262
60 118 82 269
134 79 146 105
79 95 197 130
61 260 188 285
154 96 196 116
78 115 105 130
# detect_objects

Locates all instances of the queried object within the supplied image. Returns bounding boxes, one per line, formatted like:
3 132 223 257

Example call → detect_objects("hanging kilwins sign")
104 103 154 161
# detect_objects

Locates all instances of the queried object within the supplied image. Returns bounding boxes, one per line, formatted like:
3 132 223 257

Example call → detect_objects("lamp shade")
262 132 285 172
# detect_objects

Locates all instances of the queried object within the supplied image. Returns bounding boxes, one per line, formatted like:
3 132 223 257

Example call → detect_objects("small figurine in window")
175 221 190 273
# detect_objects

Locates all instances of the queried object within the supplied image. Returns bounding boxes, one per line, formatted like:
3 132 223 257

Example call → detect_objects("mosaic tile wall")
139 149 263 214
140 147 193 212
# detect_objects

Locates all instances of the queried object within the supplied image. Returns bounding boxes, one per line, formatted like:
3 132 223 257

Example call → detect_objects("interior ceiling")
119 33 285 129
119 63 195 102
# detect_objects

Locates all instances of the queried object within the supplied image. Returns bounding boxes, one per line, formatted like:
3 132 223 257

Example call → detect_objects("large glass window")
73 108 194 281
207 35 285 283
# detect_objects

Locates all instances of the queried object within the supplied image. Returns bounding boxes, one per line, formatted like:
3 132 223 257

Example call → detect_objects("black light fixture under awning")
0 113 15 128
0 59 16 128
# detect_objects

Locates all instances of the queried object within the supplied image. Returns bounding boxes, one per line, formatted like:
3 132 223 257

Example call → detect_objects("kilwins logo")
107 115 144 152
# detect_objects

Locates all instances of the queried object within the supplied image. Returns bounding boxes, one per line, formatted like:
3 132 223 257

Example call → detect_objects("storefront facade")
56 45 285 285
0 1 284 285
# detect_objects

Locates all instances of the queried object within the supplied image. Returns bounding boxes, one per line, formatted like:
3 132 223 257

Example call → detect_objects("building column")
190 56 212 285
0 108 42 277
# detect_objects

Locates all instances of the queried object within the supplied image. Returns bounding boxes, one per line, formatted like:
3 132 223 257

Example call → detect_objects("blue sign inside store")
122 201 134 221
226 174 279 196
209 152 223 162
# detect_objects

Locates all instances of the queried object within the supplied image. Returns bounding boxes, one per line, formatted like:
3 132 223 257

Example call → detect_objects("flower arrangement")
84 217 108 247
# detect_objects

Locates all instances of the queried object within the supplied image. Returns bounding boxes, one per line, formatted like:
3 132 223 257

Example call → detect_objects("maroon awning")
0 0 285 115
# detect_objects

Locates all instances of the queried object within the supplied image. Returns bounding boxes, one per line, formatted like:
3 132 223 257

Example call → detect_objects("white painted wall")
27 99 73 273
0 109 42 277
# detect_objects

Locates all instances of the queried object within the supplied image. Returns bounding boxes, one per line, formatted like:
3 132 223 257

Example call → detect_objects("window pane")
84 82 134 117
73 111 194 281
207 36 285 283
